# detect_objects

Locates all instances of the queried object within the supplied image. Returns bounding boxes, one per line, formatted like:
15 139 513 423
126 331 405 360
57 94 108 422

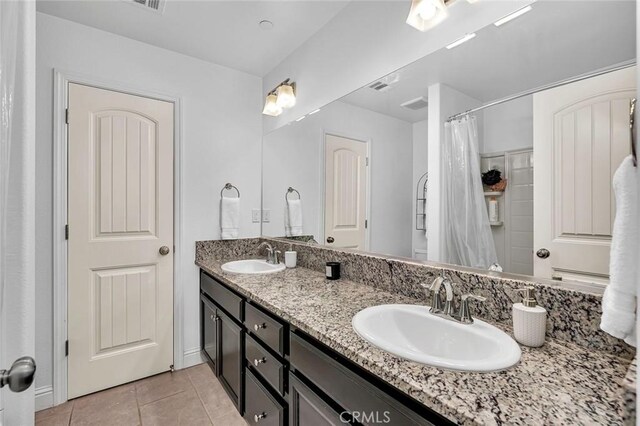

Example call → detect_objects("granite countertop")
196 256 632 426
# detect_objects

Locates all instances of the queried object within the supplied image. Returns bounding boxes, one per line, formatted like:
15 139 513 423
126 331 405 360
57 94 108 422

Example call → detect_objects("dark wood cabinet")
289 372 346 426
199 269 452 426
217 308 244 413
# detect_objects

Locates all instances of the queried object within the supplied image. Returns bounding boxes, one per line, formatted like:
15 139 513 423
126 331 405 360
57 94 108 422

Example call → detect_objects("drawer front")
201 271 243 321
244 369 285 426
290 332 434 426
245 303 285 355
246 334 285 396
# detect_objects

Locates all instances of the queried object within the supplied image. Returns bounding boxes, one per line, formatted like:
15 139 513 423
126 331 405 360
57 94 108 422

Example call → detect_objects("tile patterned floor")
35 364 246 426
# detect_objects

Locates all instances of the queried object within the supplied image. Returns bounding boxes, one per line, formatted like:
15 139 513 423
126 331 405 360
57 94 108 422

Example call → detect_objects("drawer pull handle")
253 357 266 367
253 323 266 331
254 413 267 423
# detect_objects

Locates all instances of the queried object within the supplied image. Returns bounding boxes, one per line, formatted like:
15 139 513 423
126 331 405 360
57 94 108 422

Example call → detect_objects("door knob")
326 236 335 244
159 246 170 256
536 248 550 259
0 356 36 393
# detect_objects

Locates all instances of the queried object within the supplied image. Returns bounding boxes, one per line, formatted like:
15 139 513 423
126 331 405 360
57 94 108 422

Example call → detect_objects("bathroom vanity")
196 238 634 426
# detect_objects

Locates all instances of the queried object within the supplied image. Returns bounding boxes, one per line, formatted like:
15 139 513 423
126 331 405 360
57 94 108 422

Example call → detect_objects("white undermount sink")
221 259 286 275
352 304 521 372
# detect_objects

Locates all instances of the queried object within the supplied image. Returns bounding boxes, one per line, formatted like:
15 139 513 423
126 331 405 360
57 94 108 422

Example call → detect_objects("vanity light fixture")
406 0 448 32
494 5 532 27
446 33 476 49
262 94 282 117
262 78 296 117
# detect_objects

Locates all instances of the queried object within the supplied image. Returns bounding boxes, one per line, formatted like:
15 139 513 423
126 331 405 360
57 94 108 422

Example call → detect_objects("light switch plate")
251 209 261 223
262 209 271 222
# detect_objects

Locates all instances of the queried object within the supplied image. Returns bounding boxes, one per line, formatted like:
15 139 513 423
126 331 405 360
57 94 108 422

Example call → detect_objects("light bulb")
262 94 282 116
416 2 437 20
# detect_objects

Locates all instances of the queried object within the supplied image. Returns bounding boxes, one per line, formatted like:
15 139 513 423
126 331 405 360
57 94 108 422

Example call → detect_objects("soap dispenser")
513 287 547 347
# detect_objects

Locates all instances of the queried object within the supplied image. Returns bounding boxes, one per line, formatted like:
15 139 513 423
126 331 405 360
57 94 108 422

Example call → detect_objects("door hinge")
365 219 368 229
65 108 69 124
366 157 369 166
65 340 69 357
65 224 69 240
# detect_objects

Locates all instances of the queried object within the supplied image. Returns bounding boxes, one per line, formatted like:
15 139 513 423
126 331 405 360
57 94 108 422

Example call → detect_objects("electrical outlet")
251 209 261 223
262 209 271 223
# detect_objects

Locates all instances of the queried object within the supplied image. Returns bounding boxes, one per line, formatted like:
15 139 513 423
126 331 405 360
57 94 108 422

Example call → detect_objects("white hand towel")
220 197 240 240
284 199 303 237
600 155 638 346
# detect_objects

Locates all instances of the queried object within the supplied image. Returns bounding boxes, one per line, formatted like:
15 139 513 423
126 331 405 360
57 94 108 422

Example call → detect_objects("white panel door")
533 67 635 283
67 83 174 398
324 134 368 250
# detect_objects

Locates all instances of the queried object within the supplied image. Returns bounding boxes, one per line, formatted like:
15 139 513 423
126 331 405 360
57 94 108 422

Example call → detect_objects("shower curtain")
441 115 498 269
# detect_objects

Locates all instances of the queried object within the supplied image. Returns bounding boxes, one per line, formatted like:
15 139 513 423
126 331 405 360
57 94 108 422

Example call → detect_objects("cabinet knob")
326 236 335 244
254 413 267 423
253 357 266 367
253 323 266 331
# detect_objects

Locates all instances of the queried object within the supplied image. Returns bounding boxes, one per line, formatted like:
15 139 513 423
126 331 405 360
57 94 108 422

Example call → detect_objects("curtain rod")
446 60 637 122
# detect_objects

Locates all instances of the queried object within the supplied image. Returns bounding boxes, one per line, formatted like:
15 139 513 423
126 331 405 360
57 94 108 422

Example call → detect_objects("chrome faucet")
427 272 486 324
257 242 281 264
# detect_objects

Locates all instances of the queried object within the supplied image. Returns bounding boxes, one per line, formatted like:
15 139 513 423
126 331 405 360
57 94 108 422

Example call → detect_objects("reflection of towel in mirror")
220 197 240 240
601 156 638 347
285 199 303 237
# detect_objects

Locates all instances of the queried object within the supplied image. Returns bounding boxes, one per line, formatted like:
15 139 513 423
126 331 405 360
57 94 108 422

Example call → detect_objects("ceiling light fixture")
406 0 448 32
494 5 532 27
262 78 296 117
446 33 476 49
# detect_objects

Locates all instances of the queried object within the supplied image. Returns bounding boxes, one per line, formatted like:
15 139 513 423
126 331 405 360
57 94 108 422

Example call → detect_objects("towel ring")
285 187 301 202
221 183 240 198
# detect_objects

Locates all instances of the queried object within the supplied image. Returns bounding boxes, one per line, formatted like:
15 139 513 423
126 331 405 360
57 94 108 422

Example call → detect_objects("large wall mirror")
262 1 636 287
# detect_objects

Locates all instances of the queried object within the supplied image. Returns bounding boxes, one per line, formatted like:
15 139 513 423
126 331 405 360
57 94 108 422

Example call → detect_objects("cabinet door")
201 295 218 372
290 372 346 426
218 309 244 413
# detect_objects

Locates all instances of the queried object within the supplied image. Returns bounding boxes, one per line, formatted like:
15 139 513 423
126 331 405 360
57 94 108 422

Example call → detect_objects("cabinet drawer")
244 368 285 426
290 332 434 426
246 334 285 396
201 271 243 321
245 303 285 355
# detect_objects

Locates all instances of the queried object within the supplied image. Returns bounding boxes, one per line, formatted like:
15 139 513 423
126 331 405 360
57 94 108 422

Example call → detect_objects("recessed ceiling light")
259 20 274 31
308 109 321 115
446 33 476 49
494 5 532 27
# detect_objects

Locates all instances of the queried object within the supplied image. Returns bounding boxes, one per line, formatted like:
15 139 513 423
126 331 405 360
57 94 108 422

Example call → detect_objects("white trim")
320 130 372 251
35 386 54 412
52 69 184 406
182 347 205 369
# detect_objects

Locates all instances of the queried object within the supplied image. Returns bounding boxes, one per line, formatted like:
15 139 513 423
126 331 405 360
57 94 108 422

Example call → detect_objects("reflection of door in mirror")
324 134 368 250
534 66 635 285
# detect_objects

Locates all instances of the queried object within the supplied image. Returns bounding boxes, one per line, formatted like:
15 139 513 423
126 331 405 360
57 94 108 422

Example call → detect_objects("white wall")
412 119 428 257
427 84 482 263
263 101 414 257
262 0 534 134
36 13 262 405
482 95 533 154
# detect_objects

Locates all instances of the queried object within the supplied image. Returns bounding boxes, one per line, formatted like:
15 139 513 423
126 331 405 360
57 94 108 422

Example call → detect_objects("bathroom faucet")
428 273 486 324
257 242 281 264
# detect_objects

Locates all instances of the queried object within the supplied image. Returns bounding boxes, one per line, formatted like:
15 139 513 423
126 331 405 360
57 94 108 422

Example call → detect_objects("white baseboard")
35 386 54 412
182 347 204 369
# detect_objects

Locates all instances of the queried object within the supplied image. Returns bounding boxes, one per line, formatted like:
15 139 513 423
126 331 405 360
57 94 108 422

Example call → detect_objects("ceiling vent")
400 97 429 110
368 73 401 93
129 0 166 13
